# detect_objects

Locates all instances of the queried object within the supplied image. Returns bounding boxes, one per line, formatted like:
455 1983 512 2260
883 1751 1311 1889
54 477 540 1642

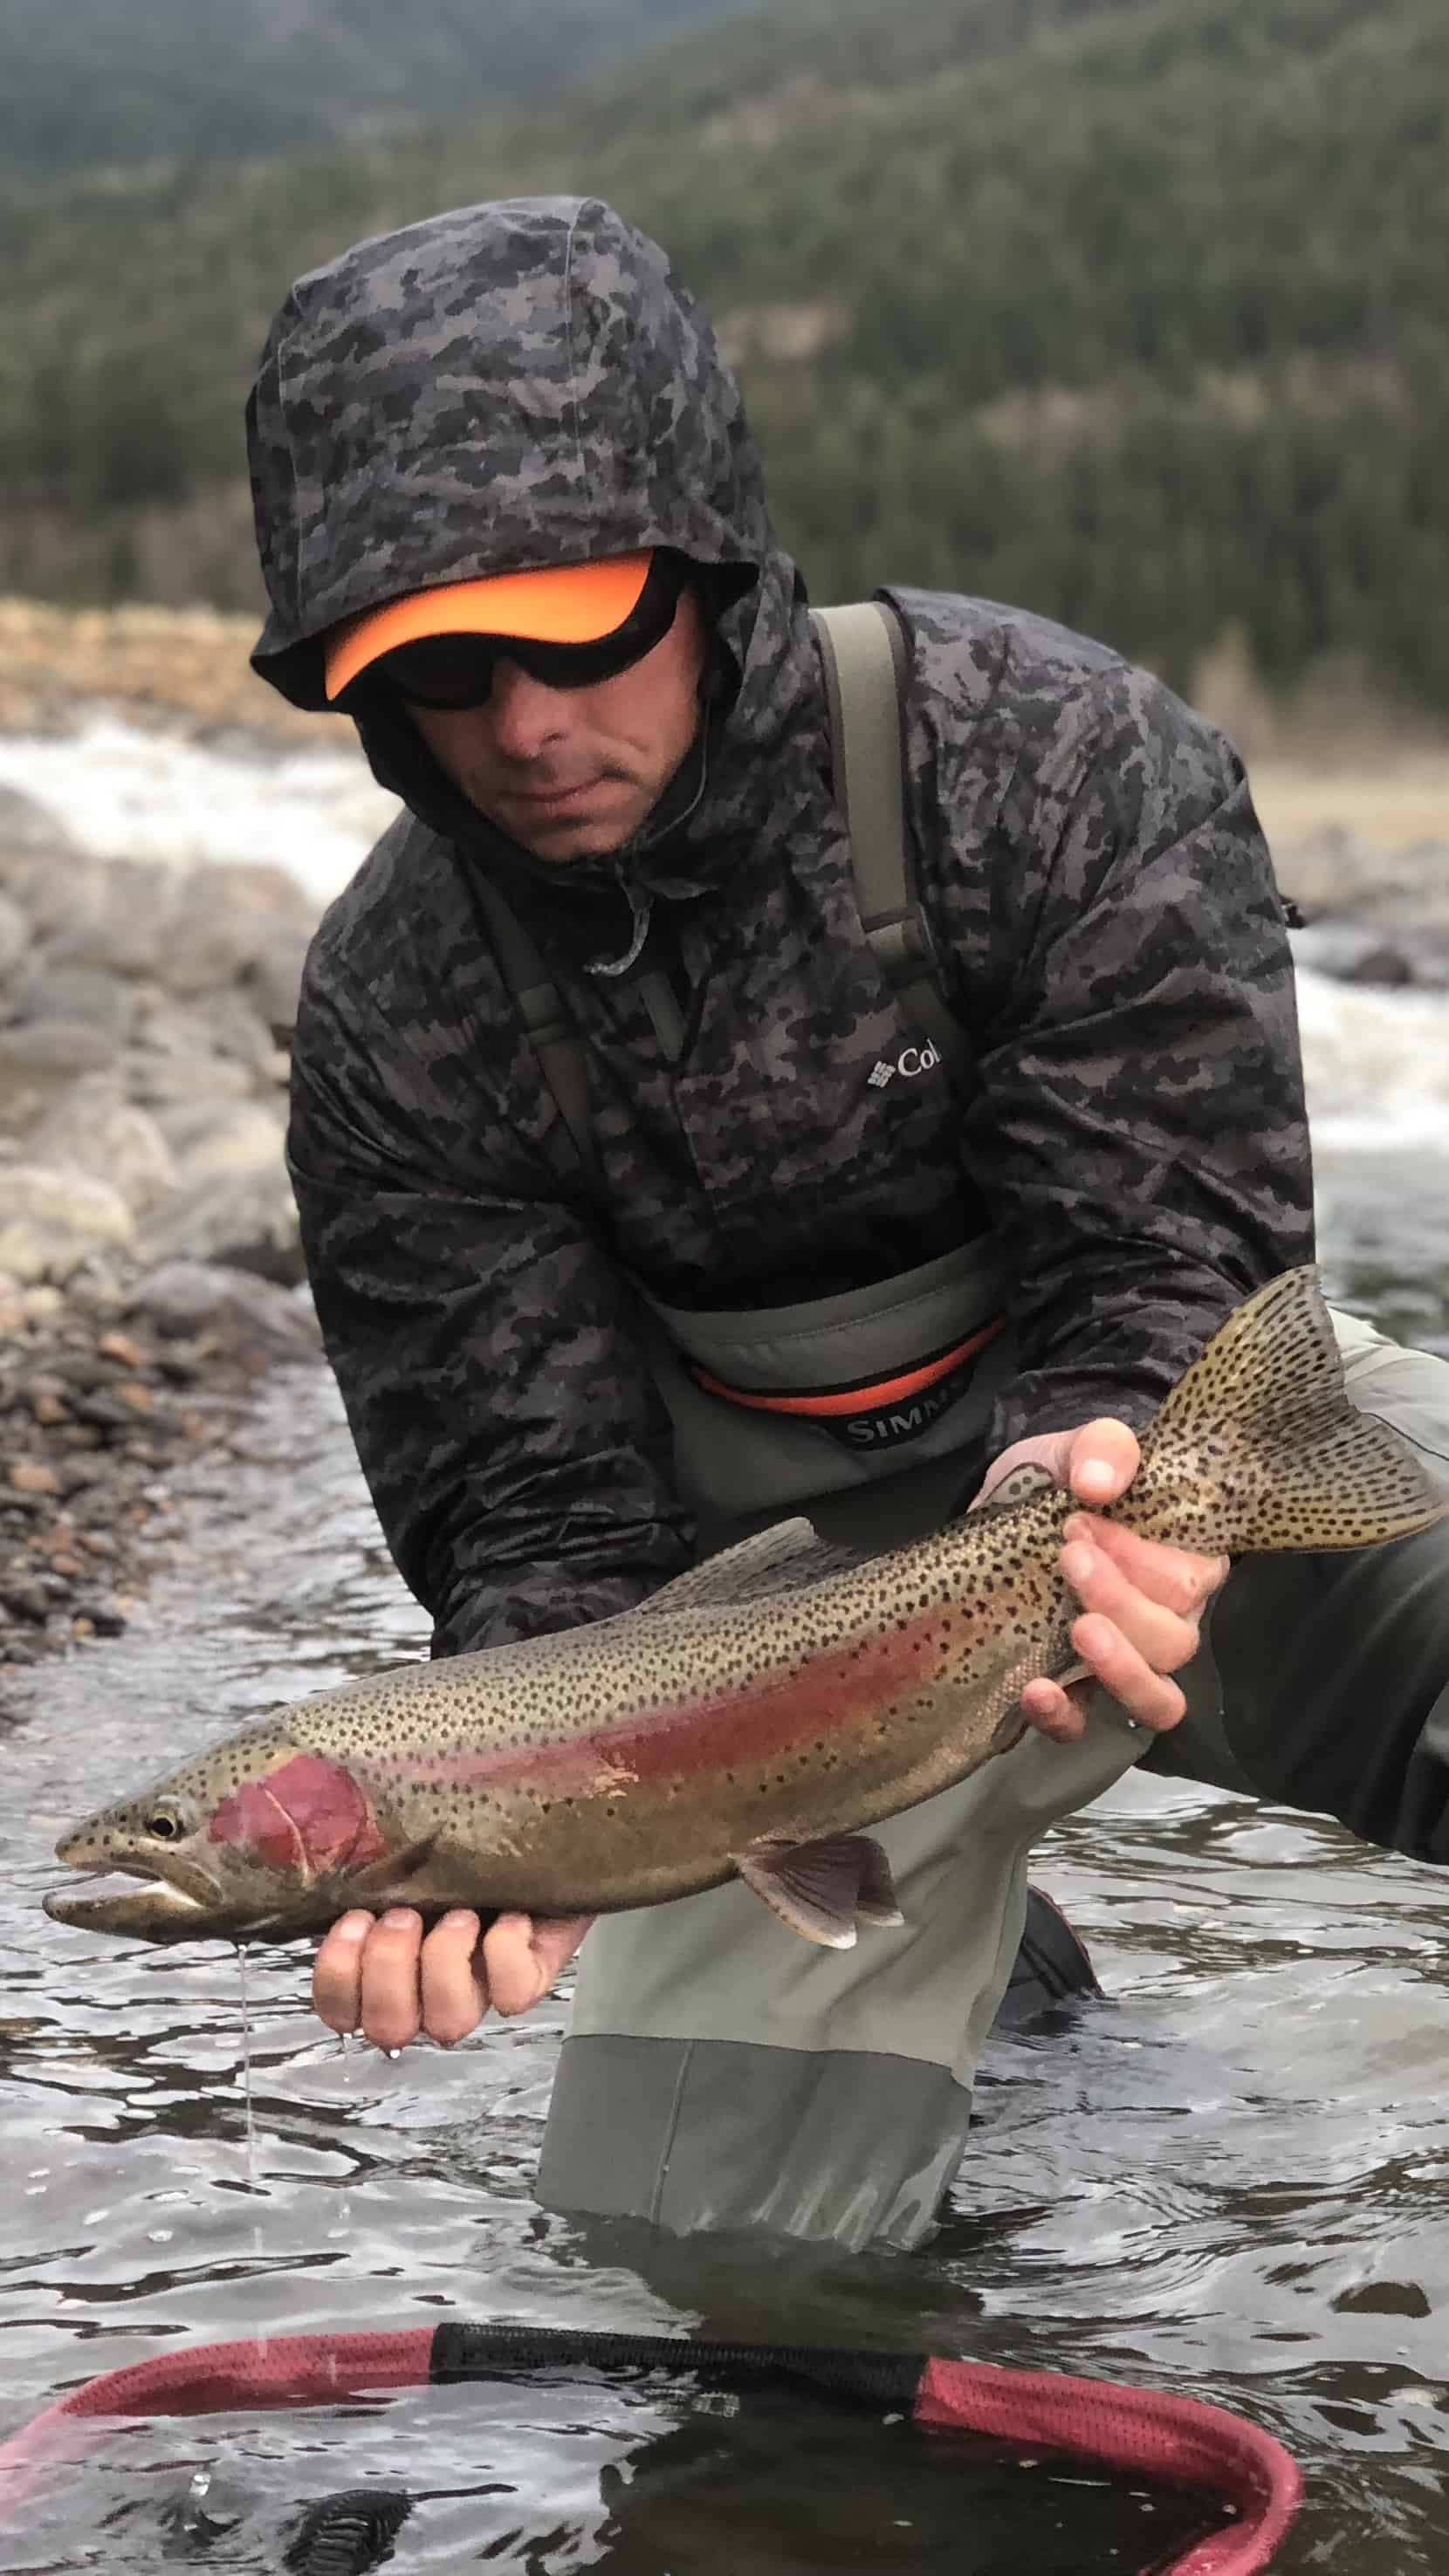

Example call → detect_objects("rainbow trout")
44 1268 1448 1951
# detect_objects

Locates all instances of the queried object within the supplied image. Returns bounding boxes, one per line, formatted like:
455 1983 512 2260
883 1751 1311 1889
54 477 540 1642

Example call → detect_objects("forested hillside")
0 0 750 175
3 0 1446 715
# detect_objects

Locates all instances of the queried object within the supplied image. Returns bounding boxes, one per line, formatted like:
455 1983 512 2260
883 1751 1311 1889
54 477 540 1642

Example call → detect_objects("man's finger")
1060 1533 1204 1675
1064 1511 1228 1615
418 1909 489 2045
1068 1609 1190 1733
1066 1419 1141 1506
357 1907 426 2052
532 1914 594 1990
480 1909 553 2017
1019 1675 1090 1744
312 1909 374 2035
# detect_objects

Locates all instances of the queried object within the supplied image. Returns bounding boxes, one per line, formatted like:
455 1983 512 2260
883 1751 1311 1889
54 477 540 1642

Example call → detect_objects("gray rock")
1278 828 1449 929
0 1022 119 1135
0 849 113 942
0 1164 135 1284
169 1100 286 1180
0 784 75 855
244 921 313 1038
0 1576 50 1624
135 1164 303 1285
29 1079 178 1214
127 1258 319 1351
0 1019 117 1075
0 891 28 983
1290 918 1449 991
125 1049 254 1110
4 964 137 1038
161 862 317 996
43 857 183 978
134 987 279 1072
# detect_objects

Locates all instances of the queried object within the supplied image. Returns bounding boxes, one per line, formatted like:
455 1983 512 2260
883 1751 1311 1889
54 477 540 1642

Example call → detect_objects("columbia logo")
867 1040 942 1091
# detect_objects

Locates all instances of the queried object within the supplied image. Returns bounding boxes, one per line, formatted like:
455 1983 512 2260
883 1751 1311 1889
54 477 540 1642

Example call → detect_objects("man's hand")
312 1906 593 2052
974 1418 1227 1744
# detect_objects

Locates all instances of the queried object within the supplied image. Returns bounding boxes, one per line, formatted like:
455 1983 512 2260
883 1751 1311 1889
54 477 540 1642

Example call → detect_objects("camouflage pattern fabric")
249 196 1314 1655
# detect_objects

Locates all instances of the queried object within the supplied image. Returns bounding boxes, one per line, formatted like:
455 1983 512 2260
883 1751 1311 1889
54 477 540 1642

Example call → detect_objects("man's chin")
512 814 638 864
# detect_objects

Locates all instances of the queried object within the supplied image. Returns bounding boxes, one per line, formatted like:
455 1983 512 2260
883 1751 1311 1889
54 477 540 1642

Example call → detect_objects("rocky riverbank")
0 597 327 745
0 777 322 1695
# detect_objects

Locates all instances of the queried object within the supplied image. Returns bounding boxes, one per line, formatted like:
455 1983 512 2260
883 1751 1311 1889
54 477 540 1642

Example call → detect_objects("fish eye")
144 1803 189 1842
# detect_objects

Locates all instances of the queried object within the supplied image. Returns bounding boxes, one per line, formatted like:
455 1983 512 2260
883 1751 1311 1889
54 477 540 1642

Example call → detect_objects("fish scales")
45 1268 1449 1949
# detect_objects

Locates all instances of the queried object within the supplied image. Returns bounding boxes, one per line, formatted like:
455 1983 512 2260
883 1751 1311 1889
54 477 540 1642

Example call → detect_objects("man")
248 195 1449 2251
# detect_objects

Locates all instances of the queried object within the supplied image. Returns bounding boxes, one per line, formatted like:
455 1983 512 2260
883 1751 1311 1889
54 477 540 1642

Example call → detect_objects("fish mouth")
42 1854 347 1949
44 1851 235 1945
44 1874 216 1940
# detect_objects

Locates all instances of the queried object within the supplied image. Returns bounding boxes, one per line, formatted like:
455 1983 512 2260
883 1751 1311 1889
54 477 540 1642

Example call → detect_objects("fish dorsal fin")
735 1832 904 1948
638 1517 867 1615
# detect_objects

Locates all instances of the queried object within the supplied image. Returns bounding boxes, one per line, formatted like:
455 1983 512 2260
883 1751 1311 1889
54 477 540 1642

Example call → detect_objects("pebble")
10 1461 60 1497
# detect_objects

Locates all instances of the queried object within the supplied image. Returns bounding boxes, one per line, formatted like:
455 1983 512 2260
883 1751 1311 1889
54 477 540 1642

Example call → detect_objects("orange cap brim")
323 553 654 702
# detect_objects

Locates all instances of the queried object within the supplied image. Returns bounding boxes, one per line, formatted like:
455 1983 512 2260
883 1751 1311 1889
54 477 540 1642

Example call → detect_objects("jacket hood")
246 195 824 927
248 192 798 713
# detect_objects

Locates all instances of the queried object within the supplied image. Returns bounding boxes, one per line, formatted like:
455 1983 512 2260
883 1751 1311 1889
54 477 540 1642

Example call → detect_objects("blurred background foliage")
1 0 1445 721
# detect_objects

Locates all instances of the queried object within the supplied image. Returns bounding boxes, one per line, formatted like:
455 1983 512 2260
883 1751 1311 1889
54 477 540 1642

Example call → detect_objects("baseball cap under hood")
247 195 788 715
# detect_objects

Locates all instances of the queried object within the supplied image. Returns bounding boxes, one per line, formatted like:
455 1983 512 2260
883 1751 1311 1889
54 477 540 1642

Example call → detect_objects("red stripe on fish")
385 1612 962 1797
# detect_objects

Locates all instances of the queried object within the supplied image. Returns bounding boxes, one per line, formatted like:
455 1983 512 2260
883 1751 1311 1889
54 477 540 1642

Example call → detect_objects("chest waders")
477 603 1449 2251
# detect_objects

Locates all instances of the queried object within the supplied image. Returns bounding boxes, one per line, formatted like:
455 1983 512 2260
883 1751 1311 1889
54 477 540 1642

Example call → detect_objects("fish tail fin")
1138 1265 1448 1558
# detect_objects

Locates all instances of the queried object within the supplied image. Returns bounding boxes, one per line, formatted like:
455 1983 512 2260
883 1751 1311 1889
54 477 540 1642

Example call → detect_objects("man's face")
406 588 708 863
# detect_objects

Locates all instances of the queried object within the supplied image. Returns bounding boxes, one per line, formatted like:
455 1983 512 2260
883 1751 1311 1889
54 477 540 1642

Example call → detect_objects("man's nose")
486 657 569 758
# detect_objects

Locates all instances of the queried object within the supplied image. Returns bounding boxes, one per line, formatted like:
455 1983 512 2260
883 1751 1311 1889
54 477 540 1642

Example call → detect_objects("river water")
2 723 1449 2571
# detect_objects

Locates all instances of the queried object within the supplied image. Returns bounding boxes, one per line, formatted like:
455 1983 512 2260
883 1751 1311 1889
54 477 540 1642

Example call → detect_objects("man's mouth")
504 780 602 810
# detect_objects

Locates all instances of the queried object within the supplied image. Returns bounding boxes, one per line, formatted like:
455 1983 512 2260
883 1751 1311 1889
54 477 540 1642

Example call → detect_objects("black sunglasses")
368 553 687 711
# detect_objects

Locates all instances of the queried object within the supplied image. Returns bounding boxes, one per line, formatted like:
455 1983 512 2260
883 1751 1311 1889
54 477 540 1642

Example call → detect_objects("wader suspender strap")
810 600 966 1079
477 600 965 1183
470 874 601 1183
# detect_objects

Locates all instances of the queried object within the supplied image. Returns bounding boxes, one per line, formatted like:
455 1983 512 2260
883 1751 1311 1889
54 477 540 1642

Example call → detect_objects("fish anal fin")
734 1833 904 1948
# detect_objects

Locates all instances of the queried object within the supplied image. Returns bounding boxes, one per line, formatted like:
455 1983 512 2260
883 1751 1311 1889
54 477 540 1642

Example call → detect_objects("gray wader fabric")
539 1238 1143 2253
539 1299 1449 2250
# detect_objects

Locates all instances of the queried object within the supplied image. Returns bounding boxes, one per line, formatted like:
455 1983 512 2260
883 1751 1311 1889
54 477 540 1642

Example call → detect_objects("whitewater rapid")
1 712 1446 1161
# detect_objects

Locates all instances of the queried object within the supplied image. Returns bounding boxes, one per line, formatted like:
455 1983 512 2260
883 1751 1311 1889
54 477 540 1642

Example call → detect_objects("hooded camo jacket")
248 197 1315 1658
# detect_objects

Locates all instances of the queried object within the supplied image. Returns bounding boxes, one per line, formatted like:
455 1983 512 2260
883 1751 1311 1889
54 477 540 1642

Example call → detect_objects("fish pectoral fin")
734 1833 904 1949
342 1835 438 1898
